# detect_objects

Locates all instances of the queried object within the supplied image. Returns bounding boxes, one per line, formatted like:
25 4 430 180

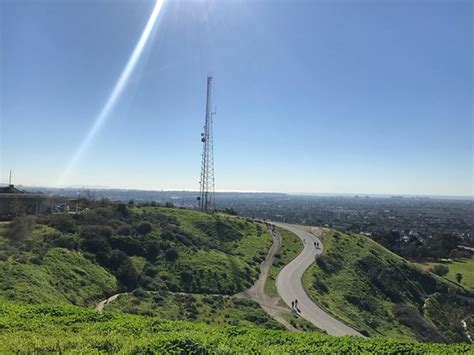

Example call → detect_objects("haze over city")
1 0 472 196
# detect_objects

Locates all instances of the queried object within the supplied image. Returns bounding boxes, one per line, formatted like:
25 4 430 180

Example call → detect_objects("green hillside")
0 301 470 354
105 290 283 329
0 205 271 306
302 229 474 343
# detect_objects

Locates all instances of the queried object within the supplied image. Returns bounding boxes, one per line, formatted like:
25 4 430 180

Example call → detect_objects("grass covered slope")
264 226 304 298
0 302 471 354
0 247 117 305
105 291 284 329
302 230 473 343
0 205 271 307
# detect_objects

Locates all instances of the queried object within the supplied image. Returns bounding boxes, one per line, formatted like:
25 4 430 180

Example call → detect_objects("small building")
0 184 68 219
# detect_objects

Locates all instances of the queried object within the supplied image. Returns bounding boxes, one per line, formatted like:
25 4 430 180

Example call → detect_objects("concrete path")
275 223 363 337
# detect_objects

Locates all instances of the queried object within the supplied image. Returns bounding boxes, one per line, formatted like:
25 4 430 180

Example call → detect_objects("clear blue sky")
1 0 472 196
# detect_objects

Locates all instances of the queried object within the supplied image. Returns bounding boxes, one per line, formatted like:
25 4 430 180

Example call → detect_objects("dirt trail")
96 293 122 312
235 225 297 331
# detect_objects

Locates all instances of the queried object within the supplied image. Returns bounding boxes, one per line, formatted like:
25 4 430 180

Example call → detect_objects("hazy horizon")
1 0 472 196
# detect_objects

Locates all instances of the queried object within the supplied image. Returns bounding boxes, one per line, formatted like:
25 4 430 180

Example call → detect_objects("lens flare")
57 0 165 186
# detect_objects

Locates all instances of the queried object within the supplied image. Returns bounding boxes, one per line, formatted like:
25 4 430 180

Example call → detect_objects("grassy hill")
104 290 284 329
0 301 471 353
0 205 271 306
302 229 473 343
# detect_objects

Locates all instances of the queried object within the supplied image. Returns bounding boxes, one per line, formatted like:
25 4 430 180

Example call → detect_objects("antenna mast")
198 76 215 212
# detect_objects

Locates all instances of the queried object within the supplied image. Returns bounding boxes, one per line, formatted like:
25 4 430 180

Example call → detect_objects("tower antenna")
9 169 12 186
198 76 215 212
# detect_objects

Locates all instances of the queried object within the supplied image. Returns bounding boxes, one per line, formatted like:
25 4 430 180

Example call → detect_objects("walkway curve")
275 222 363 337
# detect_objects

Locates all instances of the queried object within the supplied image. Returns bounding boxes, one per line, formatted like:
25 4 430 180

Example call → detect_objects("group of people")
291 299 300 313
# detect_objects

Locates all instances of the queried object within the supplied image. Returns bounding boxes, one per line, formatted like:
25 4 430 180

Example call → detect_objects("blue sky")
1 0 472 196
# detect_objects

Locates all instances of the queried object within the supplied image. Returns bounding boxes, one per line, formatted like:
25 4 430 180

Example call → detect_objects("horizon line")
4 183 473 200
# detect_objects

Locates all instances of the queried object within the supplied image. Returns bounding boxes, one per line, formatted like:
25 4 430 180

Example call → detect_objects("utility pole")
198 76 215 212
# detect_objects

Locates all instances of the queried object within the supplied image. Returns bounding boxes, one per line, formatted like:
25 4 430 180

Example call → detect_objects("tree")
165 248 179 262
116 203 130 218
136 221 152 236
456 272 463 284
45 214 76 233
108 249 129 271
6 216 35 242
116 259 138 290
429 264 449 277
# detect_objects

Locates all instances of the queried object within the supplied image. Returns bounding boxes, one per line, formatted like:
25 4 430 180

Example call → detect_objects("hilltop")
0 205 271 308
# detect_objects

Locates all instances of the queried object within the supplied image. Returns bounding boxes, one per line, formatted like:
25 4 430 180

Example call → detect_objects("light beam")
58 0 165 186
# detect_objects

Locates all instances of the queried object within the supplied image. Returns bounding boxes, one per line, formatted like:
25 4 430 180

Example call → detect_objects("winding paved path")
275 223 363 337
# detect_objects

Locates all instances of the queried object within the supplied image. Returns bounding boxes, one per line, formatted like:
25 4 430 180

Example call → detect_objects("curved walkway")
275 222 363 337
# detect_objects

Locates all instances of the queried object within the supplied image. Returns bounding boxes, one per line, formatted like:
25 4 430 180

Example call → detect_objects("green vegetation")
424 258 474 290
0 247 117 305
105 291 283 329
1 301 471 354
425 292 474 343
0 206 271 306
302 230 473 343
264 227 303 298
429 264 449 277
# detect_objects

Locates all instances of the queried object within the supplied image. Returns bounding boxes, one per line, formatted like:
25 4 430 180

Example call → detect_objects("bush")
136 222 153 236
52 234 80 250
44 214 76 233
316 255 342 273
108 249 129 271
6 216 36 242
165 248 179 262
116 259 138 291
180 270 193 285
429 264 449 277
79 225 114 240
314 280 328 293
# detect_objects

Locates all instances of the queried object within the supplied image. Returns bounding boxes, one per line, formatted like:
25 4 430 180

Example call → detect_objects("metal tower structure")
198 76 215 212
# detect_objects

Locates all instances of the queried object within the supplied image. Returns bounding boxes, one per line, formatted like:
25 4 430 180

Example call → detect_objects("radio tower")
198 75 215 212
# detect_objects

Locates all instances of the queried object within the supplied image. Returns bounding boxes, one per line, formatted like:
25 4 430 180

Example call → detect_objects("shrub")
429 264 449 277
108 249 129 271
314 280 329 293
44 214 76 233
79 225 114 240
165 248 179 262
136 222 153 236
180 270 193 285
6 216 36 242
51 235 80 250
116 259 138 291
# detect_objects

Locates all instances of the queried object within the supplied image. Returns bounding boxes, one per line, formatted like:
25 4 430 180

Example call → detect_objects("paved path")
275 223 363 337
236 225 297 331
